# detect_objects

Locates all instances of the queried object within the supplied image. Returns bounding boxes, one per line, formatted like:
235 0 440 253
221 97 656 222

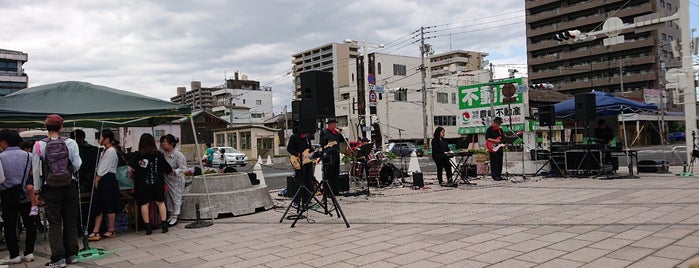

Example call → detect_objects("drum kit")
348 143 395 193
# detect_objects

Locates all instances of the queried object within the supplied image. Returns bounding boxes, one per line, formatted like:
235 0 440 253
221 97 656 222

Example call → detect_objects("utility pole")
679 0 696 164
420 26 429 152
619 61 624 93
489 62 495 116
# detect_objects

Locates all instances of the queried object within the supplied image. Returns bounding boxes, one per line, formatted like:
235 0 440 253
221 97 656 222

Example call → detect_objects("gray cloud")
1 0 530 113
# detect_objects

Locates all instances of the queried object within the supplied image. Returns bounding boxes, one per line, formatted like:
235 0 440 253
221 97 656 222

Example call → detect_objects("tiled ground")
10 168 699 267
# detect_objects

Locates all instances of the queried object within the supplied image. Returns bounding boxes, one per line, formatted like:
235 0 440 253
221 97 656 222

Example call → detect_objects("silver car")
211 147 248 167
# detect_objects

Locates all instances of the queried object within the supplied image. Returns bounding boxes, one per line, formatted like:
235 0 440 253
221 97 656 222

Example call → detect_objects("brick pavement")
7 167 699 267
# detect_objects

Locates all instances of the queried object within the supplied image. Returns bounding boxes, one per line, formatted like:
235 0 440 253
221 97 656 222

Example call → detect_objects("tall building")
430 50 489 78
170 81 214 111
0 49 29 96
291 42 360 99
212 72 273 124
525 0 681 94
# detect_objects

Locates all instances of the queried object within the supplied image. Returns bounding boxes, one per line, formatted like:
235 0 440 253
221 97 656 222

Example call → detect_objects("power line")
425 21 524 40
424 9 525 29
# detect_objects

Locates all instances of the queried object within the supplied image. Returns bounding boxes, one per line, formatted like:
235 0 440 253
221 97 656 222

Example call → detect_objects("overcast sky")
1 0 697 114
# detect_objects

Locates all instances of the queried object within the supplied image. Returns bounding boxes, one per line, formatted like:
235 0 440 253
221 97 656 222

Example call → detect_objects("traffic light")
553 30 581 42
529 83 554 90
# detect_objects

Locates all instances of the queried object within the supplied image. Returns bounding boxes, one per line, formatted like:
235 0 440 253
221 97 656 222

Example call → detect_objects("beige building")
430 50 489 78
0 48 28 96
212 125 280 160
291 42 360 99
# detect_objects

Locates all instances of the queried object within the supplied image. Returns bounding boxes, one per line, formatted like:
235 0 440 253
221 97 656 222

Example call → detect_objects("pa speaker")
291 100 301 121
538 105 555 127
575 93 596 122
285 176 296 197
300 71 335 119
291 100 316 134
412 172 424 189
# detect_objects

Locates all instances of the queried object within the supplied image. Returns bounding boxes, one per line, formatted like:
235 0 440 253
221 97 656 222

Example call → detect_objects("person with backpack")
87 129 121 241
31 114 82 268
128 133 172 235
0 129 37 265
160 134 187 227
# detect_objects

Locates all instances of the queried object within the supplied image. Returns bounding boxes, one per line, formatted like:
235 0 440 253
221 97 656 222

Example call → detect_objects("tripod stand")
280 163 350 228
534 125 566 177
572 121 609 179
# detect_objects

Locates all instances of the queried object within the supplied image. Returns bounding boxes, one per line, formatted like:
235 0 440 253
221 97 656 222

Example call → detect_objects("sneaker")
66 255 78 264
44 258 67 267
21 253 34 262
0 256 22 264
168 219 178 227
145 225 153 235
29 206 39 216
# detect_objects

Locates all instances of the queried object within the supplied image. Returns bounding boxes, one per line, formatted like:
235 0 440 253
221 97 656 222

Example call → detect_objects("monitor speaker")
538 105 555 127
300 70 335 119
574 93 596 122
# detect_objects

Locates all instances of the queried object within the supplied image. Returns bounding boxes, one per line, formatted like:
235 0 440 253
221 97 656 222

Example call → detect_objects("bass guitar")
289 141 338 170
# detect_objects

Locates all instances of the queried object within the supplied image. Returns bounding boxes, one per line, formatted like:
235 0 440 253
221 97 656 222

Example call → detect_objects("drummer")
354 137 372 175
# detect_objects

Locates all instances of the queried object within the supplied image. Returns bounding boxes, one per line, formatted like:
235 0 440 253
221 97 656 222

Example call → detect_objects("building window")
660 0 665 7
666 2 671 10
377 62 382 74
437 93 449 103
662 33 667 41
256 100 262 105
336 116 348 127
451 93 457 104
154 130 165 138
251 113 263 118
240 132 251 149
0 61 18 72
227 133 237 149
433 116 457 126
216 134 225 146
242 99 246 104
341 93 350 100
351 73 354 82
393 64 407 76
394 88 407 101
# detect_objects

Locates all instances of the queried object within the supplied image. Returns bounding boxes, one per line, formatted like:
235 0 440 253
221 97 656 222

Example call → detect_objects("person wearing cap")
31 114 82 267
320 118 345 194
486 117 504 181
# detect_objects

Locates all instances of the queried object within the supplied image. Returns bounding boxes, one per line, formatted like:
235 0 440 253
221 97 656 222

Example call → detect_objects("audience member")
160 134 187 227
128 133 172 235
87 129 121 241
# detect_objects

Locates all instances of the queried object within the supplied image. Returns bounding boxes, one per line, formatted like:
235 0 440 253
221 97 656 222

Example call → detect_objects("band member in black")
431 127 453 186
594 119 615 145
486 117 504 181
287 128 314 203
320 118 345 194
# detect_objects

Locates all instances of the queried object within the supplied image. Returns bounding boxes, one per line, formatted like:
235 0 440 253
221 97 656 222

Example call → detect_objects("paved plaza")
14 167 699 267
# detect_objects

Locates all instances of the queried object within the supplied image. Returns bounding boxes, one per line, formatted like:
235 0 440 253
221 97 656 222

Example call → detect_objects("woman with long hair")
431 127 453 186
159 134 187 227
87 129 121 241
128 133 172 235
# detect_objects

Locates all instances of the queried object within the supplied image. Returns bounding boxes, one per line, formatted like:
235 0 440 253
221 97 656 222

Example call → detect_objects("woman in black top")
431 127 452 186
128 133 173 235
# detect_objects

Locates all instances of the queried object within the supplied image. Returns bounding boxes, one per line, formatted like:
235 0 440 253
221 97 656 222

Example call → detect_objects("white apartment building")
212 87 273 124
292 42 360 99
0 49 29 96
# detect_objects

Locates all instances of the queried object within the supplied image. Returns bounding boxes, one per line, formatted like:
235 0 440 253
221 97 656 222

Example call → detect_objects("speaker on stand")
300 70 335 119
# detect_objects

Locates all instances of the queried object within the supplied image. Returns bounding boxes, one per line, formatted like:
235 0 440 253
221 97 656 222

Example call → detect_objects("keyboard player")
431 127 453 186
594 119 615 164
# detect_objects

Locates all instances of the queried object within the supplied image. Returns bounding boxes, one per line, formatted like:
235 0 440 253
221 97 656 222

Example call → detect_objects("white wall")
119 125 181 152
212 88 273 124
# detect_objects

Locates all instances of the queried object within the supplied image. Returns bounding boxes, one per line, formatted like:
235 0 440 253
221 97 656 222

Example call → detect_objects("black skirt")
92 173 121 214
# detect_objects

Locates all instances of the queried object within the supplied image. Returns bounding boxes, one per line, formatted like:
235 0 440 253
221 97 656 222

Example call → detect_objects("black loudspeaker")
291 100 301 121
565 150 602 171
291 100 316 134
575 93 596 122
300 71 335 119
412 172 424 189
539 105 555 127
339 172 350 192
285 176 296 197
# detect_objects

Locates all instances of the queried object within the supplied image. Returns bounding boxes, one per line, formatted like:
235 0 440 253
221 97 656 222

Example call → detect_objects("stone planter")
180 172 273 220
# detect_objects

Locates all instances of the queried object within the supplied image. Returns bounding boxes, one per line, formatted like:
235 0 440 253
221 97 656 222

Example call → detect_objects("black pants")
0 188 35 258
323 152 340 195
433 157 453 184
42 183 80 262
294 163 314 203
489 150 504 179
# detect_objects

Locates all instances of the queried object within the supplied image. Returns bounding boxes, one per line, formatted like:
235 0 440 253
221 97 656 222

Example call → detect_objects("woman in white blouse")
87 129 121 241
160 134 187 227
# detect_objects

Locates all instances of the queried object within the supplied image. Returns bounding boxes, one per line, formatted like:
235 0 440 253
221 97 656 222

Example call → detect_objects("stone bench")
180 172 273 220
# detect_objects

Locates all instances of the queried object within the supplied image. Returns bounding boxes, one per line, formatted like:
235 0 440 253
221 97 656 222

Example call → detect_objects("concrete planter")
180 172 273 220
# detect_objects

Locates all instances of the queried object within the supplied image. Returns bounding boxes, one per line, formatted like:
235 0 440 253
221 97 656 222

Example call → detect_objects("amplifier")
530 149 550 160
285 176 296 197
565 150 602 171
412 172 424 189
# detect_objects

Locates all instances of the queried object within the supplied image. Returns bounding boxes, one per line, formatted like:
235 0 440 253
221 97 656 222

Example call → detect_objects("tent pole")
621 107 637 178
189 113 214 223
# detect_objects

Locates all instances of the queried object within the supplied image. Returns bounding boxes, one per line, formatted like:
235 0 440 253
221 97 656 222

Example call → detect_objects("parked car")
668 132 686 142
386 142 424 157
210 147 248 167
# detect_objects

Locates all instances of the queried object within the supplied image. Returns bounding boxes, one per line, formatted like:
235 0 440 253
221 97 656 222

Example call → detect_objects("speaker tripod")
572 121 610 179
534 124 566 177
280 166 350 228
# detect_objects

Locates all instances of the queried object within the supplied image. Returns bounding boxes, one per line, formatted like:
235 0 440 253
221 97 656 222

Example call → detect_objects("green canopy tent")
0 81 192 128
0 81 203 260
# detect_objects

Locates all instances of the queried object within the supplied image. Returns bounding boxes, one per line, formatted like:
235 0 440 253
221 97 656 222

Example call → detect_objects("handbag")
116 165 133 190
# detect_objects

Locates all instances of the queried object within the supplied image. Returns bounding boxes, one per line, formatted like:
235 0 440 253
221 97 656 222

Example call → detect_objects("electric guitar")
485 138 506 153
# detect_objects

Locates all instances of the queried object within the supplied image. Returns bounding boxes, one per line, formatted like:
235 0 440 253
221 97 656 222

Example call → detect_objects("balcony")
526 0 561 10
430 56 470 67
528 24 559 37
560 71 656 91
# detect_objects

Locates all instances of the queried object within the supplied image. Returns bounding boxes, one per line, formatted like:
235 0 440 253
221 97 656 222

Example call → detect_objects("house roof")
213 124 281 132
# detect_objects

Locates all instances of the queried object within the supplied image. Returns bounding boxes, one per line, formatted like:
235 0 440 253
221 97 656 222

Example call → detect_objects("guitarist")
287 127 314 203
486 117 504 181
320 118 345 194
